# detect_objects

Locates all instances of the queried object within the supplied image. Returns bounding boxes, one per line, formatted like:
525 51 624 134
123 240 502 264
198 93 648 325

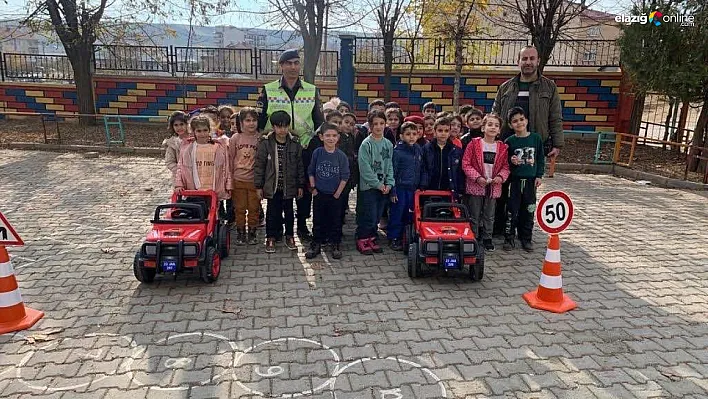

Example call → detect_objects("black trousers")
266 191 294 239
296 190 312 230
313 193 343 244
505 177 537 242
493 181 509 236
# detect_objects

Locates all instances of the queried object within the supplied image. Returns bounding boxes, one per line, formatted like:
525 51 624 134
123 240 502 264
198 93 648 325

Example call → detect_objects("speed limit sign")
536 191 574 234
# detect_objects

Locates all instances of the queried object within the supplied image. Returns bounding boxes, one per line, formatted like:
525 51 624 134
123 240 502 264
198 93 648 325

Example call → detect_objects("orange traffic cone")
522 234 577 313
0 245 43 334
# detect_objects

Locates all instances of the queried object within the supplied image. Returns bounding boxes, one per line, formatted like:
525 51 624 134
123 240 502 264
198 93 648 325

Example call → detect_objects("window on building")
587 26 601 37
583 50 597 62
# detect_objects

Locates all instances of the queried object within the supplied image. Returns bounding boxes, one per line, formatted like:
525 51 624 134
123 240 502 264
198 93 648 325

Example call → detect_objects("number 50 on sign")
536 191 574 234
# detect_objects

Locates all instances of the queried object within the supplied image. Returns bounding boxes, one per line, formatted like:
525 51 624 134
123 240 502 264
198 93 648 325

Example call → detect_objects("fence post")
170 45 176 77
337 35 355 106
0 52 5 82
253 48 259 80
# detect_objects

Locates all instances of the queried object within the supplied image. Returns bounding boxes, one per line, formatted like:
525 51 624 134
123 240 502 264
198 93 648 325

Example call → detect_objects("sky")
0 0 633 31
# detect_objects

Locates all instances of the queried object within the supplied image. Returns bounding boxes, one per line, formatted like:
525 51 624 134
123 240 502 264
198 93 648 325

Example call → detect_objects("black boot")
305 242 321 259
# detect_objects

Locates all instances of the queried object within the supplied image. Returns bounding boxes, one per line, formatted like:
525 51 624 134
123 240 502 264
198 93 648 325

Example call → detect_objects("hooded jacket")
392 141 422 196
462 137 510 198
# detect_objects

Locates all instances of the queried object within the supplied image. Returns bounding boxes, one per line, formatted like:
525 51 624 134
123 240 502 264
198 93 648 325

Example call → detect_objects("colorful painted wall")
0 76 339 120
353 70 622 132
0 71 621 132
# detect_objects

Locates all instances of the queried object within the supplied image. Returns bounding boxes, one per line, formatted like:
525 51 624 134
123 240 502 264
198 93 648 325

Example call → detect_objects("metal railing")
93 45 170 73
173 46 253 75
1 53 74 81
258 49 339 77
354 36 619 68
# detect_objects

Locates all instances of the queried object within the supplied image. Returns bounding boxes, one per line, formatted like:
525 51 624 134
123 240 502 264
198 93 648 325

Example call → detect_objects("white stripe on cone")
0 289 22 308
0 261 13 278
539 273 563 289
545 248 561 263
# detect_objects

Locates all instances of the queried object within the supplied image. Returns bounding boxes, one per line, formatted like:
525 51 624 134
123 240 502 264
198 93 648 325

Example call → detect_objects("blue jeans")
356 189 388 239
387 188 414 240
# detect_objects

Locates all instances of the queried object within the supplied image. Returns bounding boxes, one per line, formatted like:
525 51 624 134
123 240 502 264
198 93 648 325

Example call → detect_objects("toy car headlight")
183 244 198 256
144 244 156 256
425 242 438 253
463 242 475 253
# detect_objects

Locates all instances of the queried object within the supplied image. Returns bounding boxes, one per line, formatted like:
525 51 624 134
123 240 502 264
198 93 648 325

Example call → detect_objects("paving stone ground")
0 149 706 399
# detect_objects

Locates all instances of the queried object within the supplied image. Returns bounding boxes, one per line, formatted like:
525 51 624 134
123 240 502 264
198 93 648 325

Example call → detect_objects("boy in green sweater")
356 110 395 255
503 106 545 252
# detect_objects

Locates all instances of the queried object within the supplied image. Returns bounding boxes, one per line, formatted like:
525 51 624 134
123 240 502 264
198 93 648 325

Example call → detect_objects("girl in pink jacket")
175 115 232 200
462 113 510 252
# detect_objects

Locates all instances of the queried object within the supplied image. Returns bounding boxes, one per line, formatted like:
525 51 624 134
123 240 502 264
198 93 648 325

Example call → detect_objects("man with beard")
491 45 563 237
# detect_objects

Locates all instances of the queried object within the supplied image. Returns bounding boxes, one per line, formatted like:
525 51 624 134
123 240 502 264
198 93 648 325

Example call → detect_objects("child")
337 100 352 114
462 113 510 252
460 108 484 149
229 107 261 245
340 112 359 222
422 102 437 118
503 106 545 252
388 122 422 251
174 115 232 202
163 111 189 181
218 105 235 137
450 114 464 149
306 122 350 260
420 117 463 196
254 110 305 253
356 110 395 255
230 112 241 134
423 115 435 142
385 107 403 143
403 115 427 146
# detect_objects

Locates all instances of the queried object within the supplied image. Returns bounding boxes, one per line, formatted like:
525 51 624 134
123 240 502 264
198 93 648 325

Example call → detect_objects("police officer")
257 49 324 241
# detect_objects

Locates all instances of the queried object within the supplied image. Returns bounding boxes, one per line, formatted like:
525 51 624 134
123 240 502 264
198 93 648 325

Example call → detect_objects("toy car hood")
419 222 475 240
146 224 207 242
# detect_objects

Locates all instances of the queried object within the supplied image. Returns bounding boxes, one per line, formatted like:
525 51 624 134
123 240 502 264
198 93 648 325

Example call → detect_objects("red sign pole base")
523 289 577 314
0 306 44 335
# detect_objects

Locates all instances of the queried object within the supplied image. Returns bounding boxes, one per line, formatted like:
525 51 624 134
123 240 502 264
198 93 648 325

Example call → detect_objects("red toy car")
133 190 230 284
405 190 484 280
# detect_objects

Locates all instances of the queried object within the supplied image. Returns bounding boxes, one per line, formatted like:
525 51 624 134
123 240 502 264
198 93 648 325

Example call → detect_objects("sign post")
522 191 577 313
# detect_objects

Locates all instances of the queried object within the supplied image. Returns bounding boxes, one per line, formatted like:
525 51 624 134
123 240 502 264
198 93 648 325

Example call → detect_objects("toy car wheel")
218 223 230 259
470 245 485 281
407 242 420 278
200 246 220 283
133 251 155 284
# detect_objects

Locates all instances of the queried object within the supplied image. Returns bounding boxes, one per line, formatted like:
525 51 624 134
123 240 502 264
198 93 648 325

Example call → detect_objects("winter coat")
462 137 510 198
253 132 305 200
162 136 185 179
391 141 422 196
420 141 463 195
174 141 232 200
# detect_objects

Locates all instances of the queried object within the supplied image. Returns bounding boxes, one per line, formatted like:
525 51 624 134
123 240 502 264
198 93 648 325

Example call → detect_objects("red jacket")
462 138 510 198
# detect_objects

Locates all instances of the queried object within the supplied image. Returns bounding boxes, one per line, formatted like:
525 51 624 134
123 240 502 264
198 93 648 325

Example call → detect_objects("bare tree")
371 0 408 101
486 0 600 72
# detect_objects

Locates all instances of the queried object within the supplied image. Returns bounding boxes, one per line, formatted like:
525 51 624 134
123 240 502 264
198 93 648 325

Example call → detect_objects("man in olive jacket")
491 45 563 236
492 45 563 157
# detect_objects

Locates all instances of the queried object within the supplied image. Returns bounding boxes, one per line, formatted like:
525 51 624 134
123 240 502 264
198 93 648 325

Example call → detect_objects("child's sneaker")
305 242 321 259
503 238 515 251
390 239 403 251
236 228 246 245
285 236 298 251
368 238 383 253
247 229 258 245
331 243 342 259
356 238 373 255
265 238 276 253
521 240 534 252
483 239 495 252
